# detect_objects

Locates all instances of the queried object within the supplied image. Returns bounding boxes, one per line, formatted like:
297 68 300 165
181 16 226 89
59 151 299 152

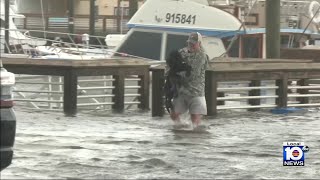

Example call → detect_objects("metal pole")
5 0 10 53
266 0 280 59
68 0 74 34
89 0 95 36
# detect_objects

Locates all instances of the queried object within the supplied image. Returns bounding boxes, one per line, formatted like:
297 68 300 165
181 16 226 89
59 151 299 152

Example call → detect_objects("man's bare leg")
191 114 202 128
170 111 181 122
171 112 189 129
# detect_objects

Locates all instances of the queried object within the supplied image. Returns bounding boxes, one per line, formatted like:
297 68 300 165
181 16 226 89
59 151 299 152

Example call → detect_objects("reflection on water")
2 107 320 179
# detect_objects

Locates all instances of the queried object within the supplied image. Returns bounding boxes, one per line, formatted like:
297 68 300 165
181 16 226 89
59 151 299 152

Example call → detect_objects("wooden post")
67 0 75 34
248 80 261 111
116 0 121 33
152 69 165 117
89 0 96 37
129 0 139 18
297 79 309 104
23 18 27 29
266 0 281 58
205 71 218 116
276 74 288 108
103 18 107 34
112 73 125 112
45 17 49 31
138 68 150 110
4 0 9 53
63 70 78 116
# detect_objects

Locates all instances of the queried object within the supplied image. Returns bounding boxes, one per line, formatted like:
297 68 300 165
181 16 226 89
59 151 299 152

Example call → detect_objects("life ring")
309 1 320 23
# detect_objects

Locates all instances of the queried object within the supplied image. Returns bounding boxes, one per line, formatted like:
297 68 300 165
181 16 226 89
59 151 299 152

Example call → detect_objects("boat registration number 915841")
165 13 197 24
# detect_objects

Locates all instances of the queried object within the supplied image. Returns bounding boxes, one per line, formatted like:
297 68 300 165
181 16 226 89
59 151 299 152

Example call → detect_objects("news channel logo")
283 142 309 166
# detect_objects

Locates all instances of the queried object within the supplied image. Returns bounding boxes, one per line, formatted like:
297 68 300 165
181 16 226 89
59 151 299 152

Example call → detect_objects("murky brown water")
2 107 320 179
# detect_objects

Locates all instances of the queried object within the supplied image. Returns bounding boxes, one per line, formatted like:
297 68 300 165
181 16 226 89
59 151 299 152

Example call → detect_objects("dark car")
0 62 16 171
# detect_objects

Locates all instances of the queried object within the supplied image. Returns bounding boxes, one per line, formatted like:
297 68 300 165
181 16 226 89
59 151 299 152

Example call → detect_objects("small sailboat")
0 0 47 54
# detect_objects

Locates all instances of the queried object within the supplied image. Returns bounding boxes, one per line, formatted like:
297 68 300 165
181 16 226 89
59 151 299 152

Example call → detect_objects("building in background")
9 0 144 36
76 0 144 16
7 0 320 37
14 0 144 16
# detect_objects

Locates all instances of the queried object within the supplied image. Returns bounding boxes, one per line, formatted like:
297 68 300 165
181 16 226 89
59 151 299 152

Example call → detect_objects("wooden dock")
3 50 320 117
2 58 150 116
151 57 320 117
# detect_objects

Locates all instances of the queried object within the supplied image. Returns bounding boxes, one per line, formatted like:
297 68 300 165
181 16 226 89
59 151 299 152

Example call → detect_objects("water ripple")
2 109 319 179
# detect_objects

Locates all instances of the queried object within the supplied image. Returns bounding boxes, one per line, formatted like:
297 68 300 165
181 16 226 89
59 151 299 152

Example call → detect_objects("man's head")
187 32 202 52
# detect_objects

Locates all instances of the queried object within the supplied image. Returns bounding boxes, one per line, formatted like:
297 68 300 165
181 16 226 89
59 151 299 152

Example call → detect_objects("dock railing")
3 56 320 117
12 75 144 111
2 58 150 116
151 58 320 117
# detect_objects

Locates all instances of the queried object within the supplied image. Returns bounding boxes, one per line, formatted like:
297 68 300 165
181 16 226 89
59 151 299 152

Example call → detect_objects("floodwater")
1 107 320 179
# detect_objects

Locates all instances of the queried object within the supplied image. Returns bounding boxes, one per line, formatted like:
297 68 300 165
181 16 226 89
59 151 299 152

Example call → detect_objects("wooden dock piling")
151 69 165 117
112 74 125 112
205 72 218 116
64 69 78 116
276 75 288 108
248 80 261 111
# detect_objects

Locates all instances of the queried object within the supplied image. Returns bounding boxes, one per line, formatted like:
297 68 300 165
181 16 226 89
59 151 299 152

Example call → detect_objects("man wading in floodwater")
166 32 209 131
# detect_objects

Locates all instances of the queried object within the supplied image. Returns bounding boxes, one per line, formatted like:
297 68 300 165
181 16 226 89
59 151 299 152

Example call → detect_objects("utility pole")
5 0 10 53
266 0 280 59
89 0 96 37
68 0 74 34
129 0 139 18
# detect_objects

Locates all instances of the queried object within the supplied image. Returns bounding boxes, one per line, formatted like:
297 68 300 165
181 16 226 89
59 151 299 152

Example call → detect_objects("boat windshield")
115 30 189 60
115 31 162 60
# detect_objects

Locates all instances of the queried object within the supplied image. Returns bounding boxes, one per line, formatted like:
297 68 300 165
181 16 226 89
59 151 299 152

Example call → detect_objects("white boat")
110 0 320 60
2 0 320 60
111 0 242 61
8 0 243 60
35 0 238 60
0 0 47 53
